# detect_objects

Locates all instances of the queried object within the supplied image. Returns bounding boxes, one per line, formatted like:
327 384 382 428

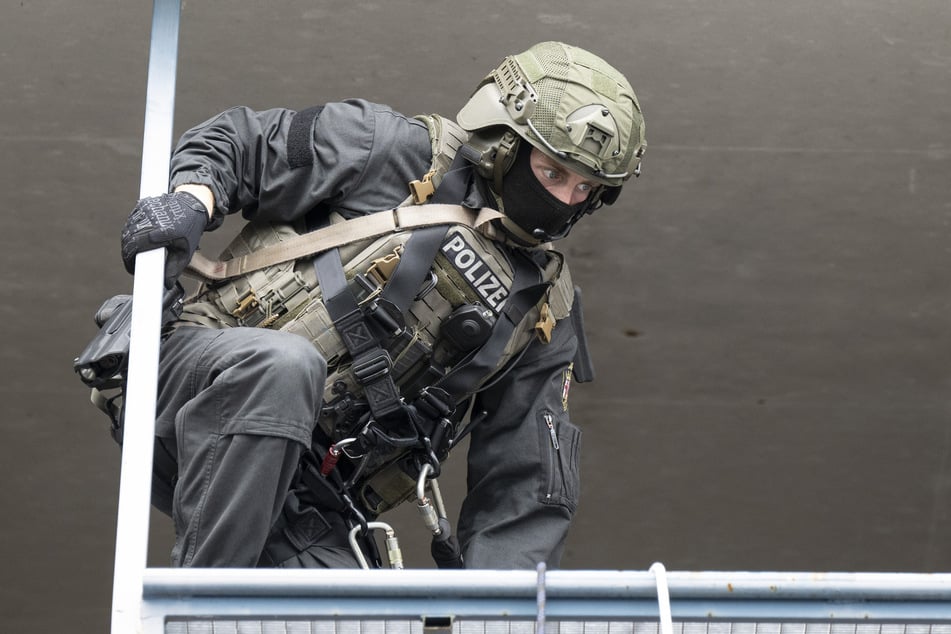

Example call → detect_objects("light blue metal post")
111 1 180 632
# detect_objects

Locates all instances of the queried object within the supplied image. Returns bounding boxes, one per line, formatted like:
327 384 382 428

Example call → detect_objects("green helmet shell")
457 41 647 188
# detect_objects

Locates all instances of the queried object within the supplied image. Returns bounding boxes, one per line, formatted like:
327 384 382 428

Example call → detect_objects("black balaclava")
499 143 589 240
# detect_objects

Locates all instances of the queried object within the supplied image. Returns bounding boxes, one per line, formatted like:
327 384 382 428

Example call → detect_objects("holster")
74 286 185 443
74 286 184 389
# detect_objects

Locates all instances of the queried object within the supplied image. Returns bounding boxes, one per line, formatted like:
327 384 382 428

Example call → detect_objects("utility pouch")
357 455 421 516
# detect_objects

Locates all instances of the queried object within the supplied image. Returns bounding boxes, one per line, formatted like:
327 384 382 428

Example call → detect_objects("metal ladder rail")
111 1 181 632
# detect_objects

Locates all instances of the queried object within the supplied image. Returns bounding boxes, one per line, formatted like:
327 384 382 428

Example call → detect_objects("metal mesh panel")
527 42 569 139
165 622 951 634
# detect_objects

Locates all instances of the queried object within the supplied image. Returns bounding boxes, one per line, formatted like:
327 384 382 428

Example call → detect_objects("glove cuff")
173 190 219 230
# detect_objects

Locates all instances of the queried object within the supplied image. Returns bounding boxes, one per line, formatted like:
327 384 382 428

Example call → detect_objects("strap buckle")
351 348 402 418
352 349 392 385
409 169 437 204
417 387 453 420
366 248 402 286
534 302 555 343
232 289 260 321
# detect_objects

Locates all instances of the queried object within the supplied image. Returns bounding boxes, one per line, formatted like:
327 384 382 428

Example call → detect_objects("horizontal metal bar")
140 569 951 623
143 569 951 601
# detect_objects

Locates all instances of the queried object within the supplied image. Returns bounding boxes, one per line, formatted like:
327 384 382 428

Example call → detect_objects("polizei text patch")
440 234 510 311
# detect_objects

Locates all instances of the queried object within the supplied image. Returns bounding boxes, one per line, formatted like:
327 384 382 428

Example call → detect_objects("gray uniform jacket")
160 99 583 569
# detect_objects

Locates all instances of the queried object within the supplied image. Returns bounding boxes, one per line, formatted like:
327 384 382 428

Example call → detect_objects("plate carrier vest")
177 115 576 516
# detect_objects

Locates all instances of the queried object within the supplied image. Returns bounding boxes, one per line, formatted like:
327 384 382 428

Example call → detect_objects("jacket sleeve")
457 313 583 569
168 99 431 223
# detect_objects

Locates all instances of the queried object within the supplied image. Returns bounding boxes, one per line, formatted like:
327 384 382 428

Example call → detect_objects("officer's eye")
542 167 561 182
577 182 593 193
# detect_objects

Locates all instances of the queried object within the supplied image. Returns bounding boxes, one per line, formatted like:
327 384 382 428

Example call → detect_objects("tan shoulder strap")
186 204 503 282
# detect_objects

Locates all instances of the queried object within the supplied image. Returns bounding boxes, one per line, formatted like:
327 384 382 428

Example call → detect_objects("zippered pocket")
537 409 582 512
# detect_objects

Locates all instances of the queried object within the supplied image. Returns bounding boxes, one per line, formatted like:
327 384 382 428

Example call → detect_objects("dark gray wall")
2 1 949 632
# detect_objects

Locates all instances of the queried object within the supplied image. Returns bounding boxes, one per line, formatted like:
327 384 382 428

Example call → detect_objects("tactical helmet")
457 41 647 198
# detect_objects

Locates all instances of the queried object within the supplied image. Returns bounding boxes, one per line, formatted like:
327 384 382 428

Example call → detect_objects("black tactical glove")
120 191 209 288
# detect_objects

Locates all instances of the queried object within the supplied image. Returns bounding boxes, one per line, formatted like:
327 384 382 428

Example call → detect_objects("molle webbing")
185 205 504 282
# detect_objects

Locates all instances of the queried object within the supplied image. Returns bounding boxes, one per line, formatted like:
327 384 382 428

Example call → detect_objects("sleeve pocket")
536 409 582 513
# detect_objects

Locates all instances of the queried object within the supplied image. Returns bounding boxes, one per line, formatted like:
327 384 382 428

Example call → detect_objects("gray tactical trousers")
151 322 581 569
152 326 330 567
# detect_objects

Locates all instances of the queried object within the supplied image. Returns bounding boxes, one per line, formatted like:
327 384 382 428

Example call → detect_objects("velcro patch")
440 233 510 312
287 105 324 169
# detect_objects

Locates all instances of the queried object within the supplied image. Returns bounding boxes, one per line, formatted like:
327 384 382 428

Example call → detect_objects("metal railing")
140 568 951 633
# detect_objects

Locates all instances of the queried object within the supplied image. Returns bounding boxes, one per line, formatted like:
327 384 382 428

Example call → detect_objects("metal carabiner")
320 437 358 475
333 437 365 460
348 521 403 569
415 463 449 537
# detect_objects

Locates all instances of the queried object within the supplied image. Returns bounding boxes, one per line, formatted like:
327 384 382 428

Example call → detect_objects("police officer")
120 41 647 569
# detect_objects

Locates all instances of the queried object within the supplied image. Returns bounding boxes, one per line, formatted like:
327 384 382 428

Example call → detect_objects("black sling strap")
377 226 448 312
428 250 547 406
379 152 475 311
313 153 476 421
314 248 404 419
